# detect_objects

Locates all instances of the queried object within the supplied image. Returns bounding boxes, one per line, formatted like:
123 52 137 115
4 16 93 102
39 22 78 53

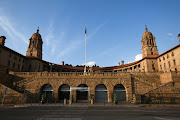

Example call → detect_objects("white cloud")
82 61 95 67
0 16 28 44
45 21 54 46
167 33 174 36
128 54 142 63
135 54 142 61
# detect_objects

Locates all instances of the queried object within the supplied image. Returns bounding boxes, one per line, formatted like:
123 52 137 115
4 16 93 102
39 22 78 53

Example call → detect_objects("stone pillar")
107 90 112 103
53 88 59 101
54 92 58 101
89 86 95 101
72 90 76 102
107 88 113 103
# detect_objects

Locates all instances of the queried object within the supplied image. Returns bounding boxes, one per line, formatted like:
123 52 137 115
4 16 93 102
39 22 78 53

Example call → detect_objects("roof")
1 42 180 71
158 44 180 57
0 45 26 58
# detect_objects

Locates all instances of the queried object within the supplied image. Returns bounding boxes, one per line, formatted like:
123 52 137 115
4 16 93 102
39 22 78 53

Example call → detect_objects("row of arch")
41 84 126 102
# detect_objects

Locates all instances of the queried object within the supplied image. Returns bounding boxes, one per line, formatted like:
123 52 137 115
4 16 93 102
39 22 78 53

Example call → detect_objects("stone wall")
0 84 23 104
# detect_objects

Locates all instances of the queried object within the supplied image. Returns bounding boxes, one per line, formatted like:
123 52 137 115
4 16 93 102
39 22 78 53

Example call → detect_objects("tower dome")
142 27 153 39
30 27 42 40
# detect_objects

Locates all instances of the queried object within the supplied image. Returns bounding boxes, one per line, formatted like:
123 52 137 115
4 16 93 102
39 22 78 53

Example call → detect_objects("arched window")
95 84 107 102
41 84 53 103
59 84 70 101
113 84 126 101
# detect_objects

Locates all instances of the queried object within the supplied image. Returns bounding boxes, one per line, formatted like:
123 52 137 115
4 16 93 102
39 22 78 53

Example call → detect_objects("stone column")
53 88 59 101
54 92 58 101
107 88 113 103
89 86 95 101
72 90 76 102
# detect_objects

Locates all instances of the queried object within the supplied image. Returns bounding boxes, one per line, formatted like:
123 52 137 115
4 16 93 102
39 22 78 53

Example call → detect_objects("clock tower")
26 27 43 59
141 26 159 58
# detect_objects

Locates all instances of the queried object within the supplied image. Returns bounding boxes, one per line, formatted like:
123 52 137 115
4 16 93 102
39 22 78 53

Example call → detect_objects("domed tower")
141 26 159 58
26 27 43 59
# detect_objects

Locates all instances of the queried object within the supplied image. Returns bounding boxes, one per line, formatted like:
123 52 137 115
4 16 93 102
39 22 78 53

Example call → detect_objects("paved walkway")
2 102 180 108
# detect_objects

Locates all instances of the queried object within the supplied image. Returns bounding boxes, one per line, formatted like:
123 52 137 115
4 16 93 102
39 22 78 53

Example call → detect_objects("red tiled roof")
0 45 25 58
144 55 159 59
158 44 180 57
1 43 180 71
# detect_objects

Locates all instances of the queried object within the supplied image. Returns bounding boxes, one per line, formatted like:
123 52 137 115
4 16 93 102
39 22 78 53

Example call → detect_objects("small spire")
37 26 39 33
145 25 148 32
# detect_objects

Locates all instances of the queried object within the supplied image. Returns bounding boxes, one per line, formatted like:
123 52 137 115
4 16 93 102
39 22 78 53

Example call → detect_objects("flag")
85 26 87 34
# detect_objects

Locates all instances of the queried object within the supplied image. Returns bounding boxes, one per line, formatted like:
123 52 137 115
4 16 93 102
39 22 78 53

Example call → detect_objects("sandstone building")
0 27 180 104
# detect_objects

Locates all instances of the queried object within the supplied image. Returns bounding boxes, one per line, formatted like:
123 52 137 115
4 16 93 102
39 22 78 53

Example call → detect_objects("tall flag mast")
84 25 87 75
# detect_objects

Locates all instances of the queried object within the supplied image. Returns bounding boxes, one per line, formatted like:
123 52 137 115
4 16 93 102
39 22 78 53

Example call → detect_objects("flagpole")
84 25 87 75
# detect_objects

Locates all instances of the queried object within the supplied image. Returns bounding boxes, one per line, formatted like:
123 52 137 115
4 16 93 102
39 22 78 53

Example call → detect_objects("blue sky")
0 0 180 67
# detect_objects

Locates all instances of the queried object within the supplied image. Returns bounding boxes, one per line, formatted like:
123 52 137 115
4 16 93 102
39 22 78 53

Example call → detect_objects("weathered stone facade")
0 27 180 104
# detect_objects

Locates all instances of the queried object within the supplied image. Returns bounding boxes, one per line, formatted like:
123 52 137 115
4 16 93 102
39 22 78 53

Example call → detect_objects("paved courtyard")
0 105 180 120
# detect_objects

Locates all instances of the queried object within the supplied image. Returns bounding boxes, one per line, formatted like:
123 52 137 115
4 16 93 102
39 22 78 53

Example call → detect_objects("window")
152 61 155 70
168 61 171 68
173 59 176 66
18 64 20 70
164 63 166 70
172 52 174 56
163 56 165 60
138 64 140 68
9 53 11 57
13 62 15 68
32 41 35 46
160 65 162 71
167 54 169 59
159 58 161 62
151 48 153 55
8 61 10 66
175 68 177 72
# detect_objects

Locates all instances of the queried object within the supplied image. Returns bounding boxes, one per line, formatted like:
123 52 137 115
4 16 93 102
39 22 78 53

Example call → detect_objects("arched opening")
95 84 107 102
77 84 88 102
59 84 70 101
113 84 126 101
40 84 53 102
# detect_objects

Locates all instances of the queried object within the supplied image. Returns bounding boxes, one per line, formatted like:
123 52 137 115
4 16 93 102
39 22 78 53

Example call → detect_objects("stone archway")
40 84 54 102
113 84 126 101
95 84 108 102
76 84 88 102
59 84 70 101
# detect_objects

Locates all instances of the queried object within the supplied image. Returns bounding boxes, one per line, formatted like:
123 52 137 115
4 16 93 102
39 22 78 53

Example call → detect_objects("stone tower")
141 26 159 58
26 27 43 59
0 36 6 46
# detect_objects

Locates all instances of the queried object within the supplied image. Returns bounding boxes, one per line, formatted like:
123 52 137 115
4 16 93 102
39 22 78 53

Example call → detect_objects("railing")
12 72 132 77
